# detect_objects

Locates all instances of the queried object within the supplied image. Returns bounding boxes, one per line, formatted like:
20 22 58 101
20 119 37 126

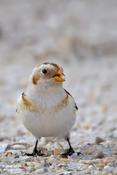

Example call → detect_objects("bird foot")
61 147 75 158
25 149 44 157
61 148 82 158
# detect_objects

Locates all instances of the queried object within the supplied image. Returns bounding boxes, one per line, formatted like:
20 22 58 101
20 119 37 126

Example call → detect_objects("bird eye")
42 69 47 74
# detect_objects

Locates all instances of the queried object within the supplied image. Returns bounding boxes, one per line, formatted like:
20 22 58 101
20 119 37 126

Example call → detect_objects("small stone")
58 172 72 175
0 144 9 154
11 144 26 150
34 168 46 174
53 148 61 155
95 151 105 159
8 168 24 174
88 165 94 170
4 151 13 156
95 137 105 144
100 157 115 165
96 162 105 169
111 130 117 138
104 165 114 173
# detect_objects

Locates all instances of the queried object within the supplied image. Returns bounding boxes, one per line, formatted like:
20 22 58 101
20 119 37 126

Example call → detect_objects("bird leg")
61 137 75 157
25 139 44 156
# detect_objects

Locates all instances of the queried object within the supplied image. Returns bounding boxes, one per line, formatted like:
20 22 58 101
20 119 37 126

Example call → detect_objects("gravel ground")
0 1 117 174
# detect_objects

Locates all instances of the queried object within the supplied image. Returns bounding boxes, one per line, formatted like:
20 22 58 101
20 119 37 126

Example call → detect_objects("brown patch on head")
32 74 40 85
43 62 59 70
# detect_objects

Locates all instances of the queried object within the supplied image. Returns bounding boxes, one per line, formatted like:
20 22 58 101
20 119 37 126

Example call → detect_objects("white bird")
17 62 78 157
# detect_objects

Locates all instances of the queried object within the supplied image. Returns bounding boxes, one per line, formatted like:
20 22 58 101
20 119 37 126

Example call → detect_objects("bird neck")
27 79 64 98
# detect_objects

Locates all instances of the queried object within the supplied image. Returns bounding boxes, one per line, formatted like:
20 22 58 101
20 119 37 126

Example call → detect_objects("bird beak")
54 69 65 83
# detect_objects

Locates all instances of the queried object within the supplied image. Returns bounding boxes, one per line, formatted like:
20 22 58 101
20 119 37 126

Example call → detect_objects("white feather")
17 71 77 140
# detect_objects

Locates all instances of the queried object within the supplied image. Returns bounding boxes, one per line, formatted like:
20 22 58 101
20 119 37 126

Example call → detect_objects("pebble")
34 168 47 174
103 165 114 173
110 130 117 138
88 165 94 170
10 144 26 150
8 168 25 174
95 151 105 159
0 144 9 154
95 137 105 144
62 172 72 175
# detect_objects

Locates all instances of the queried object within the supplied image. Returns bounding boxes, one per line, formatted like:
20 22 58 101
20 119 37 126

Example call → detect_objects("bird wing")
64 89 78 110
16 92 38 113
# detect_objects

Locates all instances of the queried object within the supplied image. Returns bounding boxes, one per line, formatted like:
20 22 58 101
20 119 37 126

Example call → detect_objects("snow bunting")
17 62 78 157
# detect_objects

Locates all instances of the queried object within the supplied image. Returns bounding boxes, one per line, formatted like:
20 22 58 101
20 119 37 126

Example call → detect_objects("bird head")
31 62 65 85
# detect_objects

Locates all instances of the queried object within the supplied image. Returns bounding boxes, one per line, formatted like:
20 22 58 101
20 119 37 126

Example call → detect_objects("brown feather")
32 74 40 85
54 94 69 112
20 93 38 112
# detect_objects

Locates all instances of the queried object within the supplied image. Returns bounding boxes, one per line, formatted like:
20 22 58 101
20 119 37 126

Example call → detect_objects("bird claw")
24 149 44 157
61 148 82 158
61 147 75 158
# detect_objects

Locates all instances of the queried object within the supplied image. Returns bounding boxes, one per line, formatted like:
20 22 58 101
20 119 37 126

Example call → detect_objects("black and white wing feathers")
64 89 78 110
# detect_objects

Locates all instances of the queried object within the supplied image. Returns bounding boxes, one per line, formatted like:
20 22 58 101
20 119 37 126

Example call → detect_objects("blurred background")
0 0 117 146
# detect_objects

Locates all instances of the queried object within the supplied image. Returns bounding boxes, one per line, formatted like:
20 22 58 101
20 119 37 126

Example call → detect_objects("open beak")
54 72 65 83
